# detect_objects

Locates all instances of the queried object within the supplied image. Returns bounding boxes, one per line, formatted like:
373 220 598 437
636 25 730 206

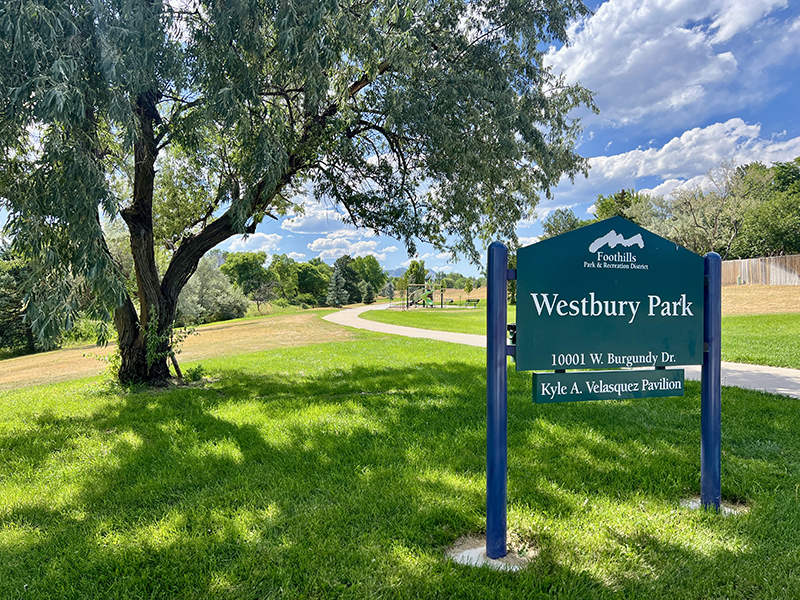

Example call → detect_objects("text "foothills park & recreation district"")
529 292 694 324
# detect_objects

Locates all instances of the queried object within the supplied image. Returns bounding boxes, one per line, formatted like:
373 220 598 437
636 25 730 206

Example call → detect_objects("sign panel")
516 217 704 371
533 369 685 403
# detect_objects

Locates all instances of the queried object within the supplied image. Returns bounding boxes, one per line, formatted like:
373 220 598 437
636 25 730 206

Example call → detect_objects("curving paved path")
324 304 800 399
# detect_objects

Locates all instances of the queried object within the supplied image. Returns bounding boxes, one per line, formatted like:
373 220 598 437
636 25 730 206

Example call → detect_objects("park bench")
465 299 480 308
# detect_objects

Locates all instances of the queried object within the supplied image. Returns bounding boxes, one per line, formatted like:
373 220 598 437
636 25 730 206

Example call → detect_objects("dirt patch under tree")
0 311 360 391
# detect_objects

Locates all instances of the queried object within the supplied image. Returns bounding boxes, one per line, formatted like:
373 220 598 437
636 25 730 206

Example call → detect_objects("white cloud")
287 252 306 261
518 236 540 247
228 232 282 253
307 234 387 261
547 0 794 127
281 201 351 235
547 117 800 209
436 252 452 260
590 118 800 182
710 0 789 43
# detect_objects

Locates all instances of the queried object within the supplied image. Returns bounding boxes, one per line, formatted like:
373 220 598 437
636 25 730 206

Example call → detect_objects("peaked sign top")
515 217 705 371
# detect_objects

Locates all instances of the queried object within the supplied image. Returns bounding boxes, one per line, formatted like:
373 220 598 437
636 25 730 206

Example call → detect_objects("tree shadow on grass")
1 352 798 599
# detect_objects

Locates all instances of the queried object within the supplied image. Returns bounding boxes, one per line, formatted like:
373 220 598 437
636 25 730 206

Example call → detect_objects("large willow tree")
0 0 594 384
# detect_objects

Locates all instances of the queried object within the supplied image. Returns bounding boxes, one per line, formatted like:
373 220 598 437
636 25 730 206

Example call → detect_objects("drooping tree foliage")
0 0 594 384
0 253 36 353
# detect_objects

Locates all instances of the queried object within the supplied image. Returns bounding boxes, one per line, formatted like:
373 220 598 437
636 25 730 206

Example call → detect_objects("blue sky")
221 0 800 277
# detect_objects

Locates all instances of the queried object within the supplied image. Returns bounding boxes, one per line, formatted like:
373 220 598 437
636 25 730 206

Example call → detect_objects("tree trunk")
113 93 266 385
116 95 171 385
114 295 149 384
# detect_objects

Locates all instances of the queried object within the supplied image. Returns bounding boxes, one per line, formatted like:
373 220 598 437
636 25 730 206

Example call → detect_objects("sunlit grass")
1 337 799 598
721 313 800 369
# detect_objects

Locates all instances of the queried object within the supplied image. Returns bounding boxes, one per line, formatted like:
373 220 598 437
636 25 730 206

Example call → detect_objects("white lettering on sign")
585 379 640 395
647 294 693 317
546 351 677 368
582 377 682 396
641 377 683 392
540 381 569 400
530 292 694 324
606 351 658 368
596 250 637 263
530 292 640 324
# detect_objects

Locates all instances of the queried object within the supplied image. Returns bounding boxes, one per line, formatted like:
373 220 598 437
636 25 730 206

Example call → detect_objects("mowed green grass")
362 308 800 369
2 334 800 599
722 313 800 369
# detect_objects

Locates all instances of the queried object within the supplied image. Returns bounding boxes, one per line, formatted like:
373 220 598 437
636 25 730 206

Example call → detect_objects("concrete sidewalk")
323 304 800 399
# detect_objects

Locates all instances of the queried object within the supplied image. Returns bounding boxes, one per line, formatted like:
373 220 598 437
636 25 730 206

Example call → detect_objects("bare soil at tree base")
0 311 360 391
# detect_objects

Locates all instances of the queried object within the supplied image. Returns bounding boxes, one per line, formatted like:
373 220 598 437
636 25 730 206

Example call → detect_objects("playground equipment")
405 283 445 308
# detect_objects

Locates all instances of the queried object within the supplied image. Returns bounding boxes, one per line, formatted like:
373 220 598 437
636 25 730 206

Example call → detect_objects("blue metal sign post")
701 252 722 510
486 241 509 559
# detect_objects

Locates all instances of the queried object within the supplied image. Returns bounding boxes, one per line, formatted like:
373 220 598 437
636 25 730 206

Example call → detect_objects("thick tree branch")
348 61 392 98
161 209 256 303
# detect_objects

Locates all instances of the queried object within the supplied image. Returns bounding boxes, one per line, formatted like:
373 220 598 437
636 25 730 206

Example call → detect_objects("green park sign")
486 221 722 559
515 217 705 372
486 225 722 559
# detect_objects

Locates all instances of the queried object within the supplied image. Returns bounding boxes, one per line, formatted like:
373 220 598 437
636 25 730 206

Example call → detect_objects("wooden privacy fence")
722 255 800 285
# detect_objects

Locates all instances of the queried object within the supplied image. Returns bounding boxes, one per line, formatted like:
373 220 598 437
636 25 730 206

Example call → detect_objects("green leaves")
219 251 271 296
616 158 800 260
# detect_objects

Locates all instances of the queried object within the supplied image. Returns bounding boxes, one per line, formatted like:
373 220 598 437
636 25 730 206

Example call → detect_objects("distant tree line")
393 258 487 292
215 252 389 312
0 244 389 352
0 242 491 354
171 251 394 318
540 157 800 260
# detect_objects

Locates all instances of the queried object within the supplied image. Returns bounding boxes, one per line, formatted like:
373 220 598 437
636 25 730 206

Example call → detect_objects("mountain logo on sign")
589 230 645 253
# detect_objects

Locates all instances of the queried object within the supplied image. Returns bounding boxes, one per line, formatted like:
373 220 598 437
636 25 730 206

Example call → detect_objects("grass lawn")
2 334 800 599
362 308 800 369
721 313 800 369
